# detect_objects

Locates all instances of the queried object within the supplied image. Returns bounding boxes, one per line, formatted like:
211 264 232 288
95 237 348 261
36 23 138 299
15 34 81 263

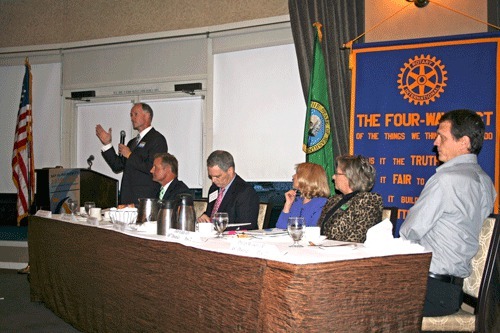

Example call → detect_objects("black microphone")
87 155 94 170
119 130 126 156
120 130 126 145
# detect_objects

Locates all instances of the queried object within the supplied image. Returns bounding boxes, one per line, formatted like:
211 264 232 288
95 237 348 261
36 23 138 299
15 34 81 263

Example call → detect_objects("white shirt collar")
137 126 153 141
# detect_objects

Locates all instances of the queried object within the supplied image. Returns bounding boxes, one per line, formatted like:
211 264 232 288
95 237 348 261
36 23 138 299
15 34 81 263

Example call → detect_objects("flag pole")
303 22 336 194
25 57 34 214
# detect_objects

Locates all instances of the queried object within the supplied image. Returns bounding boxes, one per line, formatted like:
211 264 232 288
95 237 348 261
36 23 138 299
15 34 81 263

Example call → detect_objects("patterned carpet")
0 226 28 241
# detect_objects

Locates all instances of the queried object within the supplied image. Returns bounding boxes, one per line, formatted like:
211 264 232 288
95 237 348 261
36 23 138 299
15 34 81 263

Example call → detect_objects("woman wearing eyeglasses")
317 155 383 242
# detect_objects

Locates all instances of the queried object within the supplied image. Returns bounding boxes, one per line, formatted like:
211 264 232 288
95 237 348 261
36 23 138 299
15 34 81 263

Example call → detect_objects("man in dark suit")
96 103 168 205
150 152 189 201
197 150 259 230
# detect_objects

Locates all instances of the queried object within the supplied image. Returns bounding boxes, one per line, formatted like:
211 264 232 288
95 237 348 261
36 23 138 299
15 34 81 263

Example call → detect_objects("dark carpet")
0 226 28 241
0 269 81 332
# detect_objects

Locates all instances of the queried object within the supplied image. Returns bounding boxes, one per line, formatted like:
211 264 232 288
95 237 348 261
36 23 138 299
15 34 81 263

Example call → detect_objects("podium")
35 168 118 213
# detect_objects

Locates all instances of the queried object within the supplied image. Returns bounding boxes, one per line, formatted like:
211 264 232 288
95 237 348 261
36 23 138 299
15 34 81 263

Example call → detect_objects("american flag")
12 58 35 225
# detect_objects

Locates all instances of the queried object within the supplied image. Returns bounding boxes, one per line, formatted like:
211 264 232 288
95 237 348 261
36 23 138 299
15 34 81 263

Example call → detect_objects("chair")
382 206 399 237
193 199 207 218
257 202 271 230
421 214 500 332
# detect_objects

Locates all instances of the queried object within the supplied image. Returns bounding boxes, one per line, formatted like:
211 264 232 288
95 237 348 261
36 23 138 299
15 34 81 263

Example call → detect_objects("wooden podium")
35 168 118 212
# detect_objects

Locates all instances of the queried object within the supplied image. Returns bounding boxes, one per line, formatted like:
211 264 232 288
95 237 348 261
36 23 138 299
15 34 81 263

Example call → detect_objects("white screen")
213 44 306 181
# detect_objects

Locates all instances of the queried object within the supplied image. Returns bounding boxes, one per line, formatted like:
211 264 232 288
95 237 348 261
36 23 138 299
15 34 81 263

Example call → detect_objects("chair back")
474 214 499 332
463 214 498 298
257 203 270 230
193 199 208 219
382 206 398 237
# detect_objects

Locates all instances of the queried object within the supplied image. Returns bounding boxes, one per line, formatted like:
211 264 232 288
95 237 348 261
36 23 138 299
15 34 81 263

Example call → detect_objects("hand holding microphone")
118 130 132 158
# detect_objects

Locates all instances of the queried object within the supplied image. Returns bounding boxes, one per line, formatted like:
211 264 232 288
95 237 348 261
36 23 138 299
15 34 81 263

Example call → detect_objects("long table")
28 216 431 332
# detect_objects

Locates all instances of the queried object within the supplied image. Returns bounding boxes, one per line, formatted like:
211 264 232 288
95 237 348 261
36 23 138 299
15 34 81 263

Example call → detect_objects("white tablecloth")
47 213 427 265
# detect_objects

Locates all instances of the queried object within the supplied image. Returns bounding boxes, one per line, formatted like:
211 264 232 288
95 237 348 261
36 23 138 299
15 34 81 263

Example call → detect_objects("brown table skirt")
28 216 430 332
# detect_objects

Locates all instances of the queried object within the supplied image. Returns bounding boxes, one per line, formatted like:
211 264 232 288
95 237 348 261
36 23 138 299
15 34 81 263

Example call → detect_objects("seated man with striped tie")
150 152 190 201
197 150 260 230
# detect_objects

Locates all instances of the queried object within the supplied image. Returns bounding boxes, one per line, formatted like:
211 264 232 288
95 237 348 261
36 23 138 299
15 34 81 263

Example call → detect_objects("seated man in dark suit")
197 150 259 230
150 152 190 201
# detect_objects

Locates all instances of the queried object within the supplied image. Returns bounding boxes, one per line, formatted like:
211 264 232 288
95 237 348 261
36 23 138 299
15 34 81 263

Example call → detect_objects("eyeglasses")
334 172 346 176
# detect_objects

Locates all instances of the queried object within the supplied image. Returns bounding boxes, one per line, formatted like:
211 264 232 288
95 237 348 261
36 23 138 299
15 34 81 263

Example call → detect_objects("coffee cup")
89 207 102 221
305 226 321 241
198 222 214 235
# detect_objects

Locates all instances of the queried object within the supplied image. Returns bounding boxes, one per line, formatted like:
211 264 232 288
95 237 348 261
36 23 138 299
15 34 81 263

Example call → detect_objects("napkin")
364 218 424 254
364 218 394 247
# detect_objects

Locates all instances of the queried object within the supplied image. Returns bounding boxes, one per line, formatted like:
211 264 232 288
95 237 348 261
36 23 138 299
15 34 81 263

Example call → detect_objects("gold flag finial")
313 22 323 43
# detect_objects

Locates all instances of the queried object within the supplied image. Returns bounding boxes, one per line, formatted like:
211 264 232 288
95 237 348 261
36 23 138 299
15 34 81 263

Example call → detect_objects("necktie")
211 187 225 218
159 186 166 200
130 134 141 150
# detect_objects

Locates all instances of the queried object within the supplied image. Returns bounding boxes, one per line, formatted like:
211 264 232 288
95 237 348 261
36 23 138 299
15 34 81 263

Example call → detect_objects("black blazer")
204 174 260 230
102 127 168 205
159 177 190 201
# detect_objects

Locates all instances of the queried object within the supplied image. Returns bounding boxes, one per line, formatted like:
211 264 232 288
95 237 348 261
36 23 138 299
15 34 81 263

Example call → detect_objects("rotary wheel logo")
397 54 447 105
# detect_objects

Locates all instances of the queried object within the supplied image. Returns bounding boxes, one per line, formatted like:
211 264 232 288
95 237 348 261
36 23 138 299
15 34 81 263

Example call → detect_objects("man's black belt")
428 272 464 287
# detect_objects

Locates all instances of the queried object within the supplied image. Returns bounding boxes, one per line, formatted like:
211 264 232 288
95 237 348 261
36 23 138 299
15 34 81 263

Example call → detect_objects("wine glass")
84 201 95 216
212 212 229 238
67 199 78 216
287 217 305 247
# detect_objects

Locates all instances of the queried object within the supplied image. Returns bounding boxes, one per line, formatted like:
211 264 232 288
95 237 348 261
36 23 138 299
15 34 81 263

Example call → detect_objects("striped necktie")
211 187 225 218
130 134 141 150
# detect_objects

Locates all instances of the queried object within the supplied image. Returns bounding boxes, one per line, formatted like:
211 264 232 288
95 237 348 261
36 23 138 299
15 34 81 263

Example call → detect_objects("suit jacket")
204 174 260 230
159 177 190 201
102 127 168 205
318 191 383 243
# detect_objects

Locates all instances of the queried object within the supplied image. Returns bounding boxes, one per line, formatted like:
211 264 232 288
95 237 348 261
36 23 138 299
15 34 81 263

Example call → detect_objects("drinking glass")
67 199 78 216
212 212 229 238
84 201 95 216
287 217 305 247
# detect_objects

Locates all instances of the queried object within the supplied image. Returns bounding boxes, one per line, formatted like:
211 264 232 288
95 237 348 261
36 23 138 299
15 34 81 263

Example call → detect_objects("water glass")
84 201 95 216
67 199 78 215
212 212 229 238
287 217 305 247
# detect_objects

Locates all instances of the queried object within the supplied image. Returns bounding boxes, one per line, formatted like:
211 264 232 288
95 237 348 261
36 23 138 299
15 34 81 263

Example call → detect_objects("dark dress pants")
423 276 464 317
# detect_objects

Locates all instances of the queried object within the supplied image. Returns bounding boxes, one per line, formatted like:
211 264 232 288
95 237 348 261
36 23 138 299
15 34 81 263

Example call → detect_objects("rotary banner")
350 32 500 234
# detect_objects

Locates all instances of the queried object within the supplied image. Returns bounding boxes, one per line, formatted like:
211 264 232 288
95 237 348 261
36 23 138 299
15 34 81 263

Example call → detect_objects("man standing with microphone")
96 103 168 205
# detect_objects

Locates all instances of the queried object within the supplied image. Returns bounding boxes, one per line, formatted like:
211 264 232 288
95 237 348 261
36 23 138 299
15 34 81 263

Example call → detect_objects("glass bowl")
109 208 138 231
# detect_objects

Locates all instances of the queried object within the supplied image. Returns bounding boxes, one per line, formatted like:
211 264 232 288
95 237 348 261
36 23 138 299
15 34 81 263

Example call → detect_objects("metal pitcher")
137 198 160 223
173 194 196 231
156 200 174 235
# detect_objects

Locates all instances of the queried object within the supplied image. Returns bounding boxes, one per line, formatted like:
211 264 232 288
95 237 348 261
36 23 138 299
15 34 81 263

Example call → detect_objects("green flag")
302 23 335 194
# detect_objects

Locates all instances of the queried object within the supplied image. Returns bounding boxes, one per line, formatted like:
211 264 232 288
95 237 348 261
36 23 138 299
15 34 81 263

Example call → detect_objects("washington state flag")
302 22 335 194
